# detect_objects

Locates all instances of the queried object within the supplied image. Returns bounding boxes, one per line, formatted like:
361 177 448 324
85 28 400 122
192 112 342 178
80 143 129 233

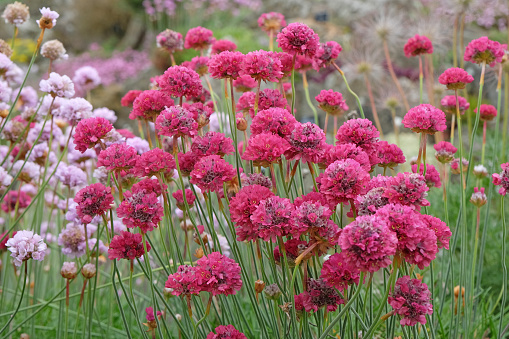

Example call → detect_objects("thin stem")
364 74 383 138
382 39 410 111
499 196 507 338
0 262 27 334
419 55 424 104
302 72 319 125
332 62 365 119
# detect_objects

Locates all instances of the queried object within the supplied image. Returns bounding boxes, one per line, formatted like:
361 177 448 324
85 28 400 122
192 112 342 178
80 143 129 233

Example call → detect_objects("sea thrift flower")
211 39 237 54
191 132 234 158
172 189 196 210
242 133 290 166
195 252 242 296
250 107 297 137
156 106 199 138
339 215 397 273
130 89 174 121
383 172 430 210
475 104 497 121
412 164 442 188
317 159 370 206
61 262 77 279
58 223 87 258
242 173 272 189
335 118 379 146
230 184 274 241
206 325 247 339
493 163 509 195
292 194 338 240
299 278 344 313
6 230 47 266
184 26 215 51
422 214 451 250
134 148 176 177
73 66 101 93
97 143 139 175
121 90 142 107
277 22 320 57
37 7 59 29
73 117 113 153
402 104 447 134
285 122 326 163
233 75 258 92
55 163 87 188
187 56 210 76
473 165 489 178
313 41 342 70
0 167 13 194
470 187 487 207
158 66 203 99
250 196 294 242
208 51 244 80
319 143 371 172
276 52 294 77
12 160 40 183
1 191 31 213
108 231 150 260
74 183 114 224
434 141 457 163
377 141 405 169
320 252 361 292
451 158 469 175
351 187 389 217
315 89 348 116
404 34 433 57
39 72 75 98
389 276 433 326
2 2 29 26
464 36 506 67
440 95 470 114
165 265 201 296
190 155 236 193
156 29 183 53
238 89 288 118
241 50 283 82
93 107 117 124
438 68 474 90
58 97 93 125
258 12 286 34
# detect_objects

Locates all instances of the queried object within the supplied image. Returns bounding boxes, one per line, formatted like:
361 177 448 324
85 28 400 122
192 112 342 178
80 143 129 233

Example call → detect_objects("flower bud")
194 247 204 259
81 263 96 279
470 187 487 207
264 283 282 300
236 113 248 131
61 262 77 280
255 280 265 294
163 287 174 298
473 164 488 179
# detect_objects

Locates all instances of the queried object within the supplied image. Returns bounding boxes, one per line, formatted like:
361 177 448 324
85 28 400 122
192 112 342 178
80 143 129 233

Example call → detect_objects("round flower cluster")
97 143 139 176
475 104 497 121
39 72 75 98
250 107 297 138
440 95 470 114
258 12 286 34
242 133 290 167
240 50 283 82
402 104 447 134
157 66 203 99
208 51 244 80
211 39 237 54
207 325 246 339
335 118 380 166
313 41 342 69
383 172 430 210
319 143 371 172
108 231 150 260
134 148 176 178
434 141 457 164
73 117 113 153
320 252 361 292
377 141 405 169
388 276 433 326
191 132 234 158
296 278 344 313
190 155 236 193
130 90 174 121
438 67 474 90
184 26 215 51
6 230 47 267
285 122 326 163
464 36 507 67
403 34 433 57
315 89 348 116
156 106 199 138
250 196 294 242
277 22 320 57
412 163 442 188
156 29 183 53
74 183 114 224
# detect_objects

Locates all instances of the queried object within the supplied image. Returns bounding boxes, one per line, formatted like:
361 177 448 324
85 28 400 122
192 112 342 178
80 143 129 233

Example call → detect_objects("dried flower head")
41 40 68 61
2 2 29 26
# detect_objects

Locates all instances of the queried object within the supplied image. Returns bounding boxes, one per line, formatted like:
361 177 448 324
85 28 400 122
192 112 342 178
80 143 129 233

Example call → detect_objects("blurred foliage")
9 38 36 63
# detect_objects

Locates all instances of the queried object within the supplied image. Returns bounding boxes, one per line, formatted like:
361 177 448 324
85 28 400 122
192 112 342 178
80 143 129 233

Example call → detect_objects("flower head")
1 191 30 214
258 12 286 34
377 141 405 169
434 141 457 163
351 187 389 217
134 148 176 178
242 133 291 166
195 252 242 296
438 68 474 90
190 155 236 193
172 189 196 210
156 29 183 53
37 7 59 29
211 39 237 54
39 73 74 98
108 231 150 260
285 122 326 163
320 252 361 292
493 163 509 196
412 164 441 188
6 230 47 266
383 172 430 210
250 107 297 138
55 163 87 188
73 66 101 93
292 193 339 241
451 157 469 175
389 276 433 326
475 104 497 121
58 98 93 125
315 89 348 116
97 143 139 175
464 36 506 67
237 89 287 119
157 66 203 99
473 165 489 179
208 51 244 80
241 50 283 82
404 34 433 57
184 26 215 51
61 262 77 279
402 104 446 134
206 325 247 339
251 196 294 242
277 22 320 57
422 214 451 250
121 90 143 108
313 41 342 69
131 90 174 121
298 278 344 313
156 106 199 138
2 2 29 26
191 132 234 158
165 265 201 296
232 75 257 92
57 223 87 258
74 183 114 224
319 143 371 172
440 95 469 114
73 117 113 153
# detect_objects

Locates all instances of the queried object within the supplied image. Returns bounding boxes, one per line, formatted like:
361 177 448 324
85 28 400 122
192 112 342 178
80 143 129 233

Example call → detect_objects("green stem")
333 62 365 119
419 55 424 104
0 262 27 334
499 196 507 337
302 72 319 125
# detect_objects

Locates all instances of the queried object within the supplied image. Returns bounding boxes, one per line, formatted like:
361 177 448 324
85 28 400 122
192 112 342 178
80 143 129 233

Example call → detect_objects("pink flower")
339 215 398 273
190 155 236 193
464 36 507 67
145 307 162 323
240 50 283 82
250 107 297 138
313 41 342 70
73 117 113 153
383 172 430 210
6 230 47 266
187 56 210 76
74 183 114 224
177 151 198 177
230 184 274 241
470 186 488 207
412 164 442 188
377 141 405 169
172 189 196 210
350 187 389 217
258 12 286 34
440 95 469 114
232 75 257 92
404 34 433 57
242 133 291 166
184 26 215 51
335 118 379 146
211 39 237 54
185 102 213 129
242 173 272 189
1 191 31 213
315 89 348 116
285 122 326 163
156 29 183 53
57 223 87 258
37 7 59 29
108 231 150 260
299 278 344 312
277 22 320 57
276 52 294 77
493 163 509 195
117 179 165 233
237 89 287 119
475 104 497 121
73 66 101 93
434 141 457 164
389 276 433 326
438 67 474 90
295 54 314 72
206 325 247 339
157 66 203 99
321 252 361 292
317 159 370 206
195 252 242 296
191 132 234 158
130 89 173 121
133 148 176 178
251 196 294 242
451 157 469 174
422 214 451 250
319 143 371 173
208 51 244 80
121 90 142 107
39 72 75 98
402 104 447 134
156 106 199 138
61 262 78 279
97 144 139 175
292 193 339 241
165 265 202 296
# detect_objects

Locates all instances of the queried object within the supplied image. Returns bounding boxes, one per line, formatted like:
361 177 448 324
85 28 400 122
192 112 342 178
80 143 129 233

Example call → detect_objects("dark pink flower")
366 174 391 191
177 151 198 177
172 189 196 210
251 196 294 242
319 143 371 173
97 143 139 175
242 173 272 189
190 155 236 193
134 148 176 178
237 89 288 119
130 89 174 121
315 89 348 116
157 66 203 99
258 12 286 34
187 56 210 76
195 252 242 296
242 133 291 166
108 231 150 260
208 51 244 80
438 67 474 90
350 187 389 217
299 278 344 313
184 26 215 51
402 104 446 134
156 29 183 53
321 252 361 292
250 107 297 138
156 106 199 138
335 118 379 146
145 306 162 323
475 104 497 121
285 122 326 164
294 54 313 72
471 186 488 206
339 215 398 273
404 34 433 57
292 194 339 241
74 183 114 224
422 214 451 250
241 50 283 82
440 95 469 114
464 36 507 67
121 90 142 107
206 325 247 339
1 191 31 213
211 39 237 54
275 52 294 77
412 164 442 188
377 141 405 169
493 163 509 196
434 141 457 164
73 117 113 153
277 22 320 57
232 75 258 92
191 132 234 158
383 172 430 210
184 102 214 129
389 276 433 326
313 41 342 70
165 265 201 296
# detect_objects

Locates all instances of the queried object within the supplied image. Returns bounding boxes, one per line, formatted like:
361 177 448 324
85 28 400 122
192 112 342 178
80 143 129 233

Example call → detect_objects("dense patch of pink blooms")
206 325 247 339
493 163 509 196
157 66 203 99
73 117 112 153
208 51 244 79
190 155 236 193
383 172 430 210
389 276 433 326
